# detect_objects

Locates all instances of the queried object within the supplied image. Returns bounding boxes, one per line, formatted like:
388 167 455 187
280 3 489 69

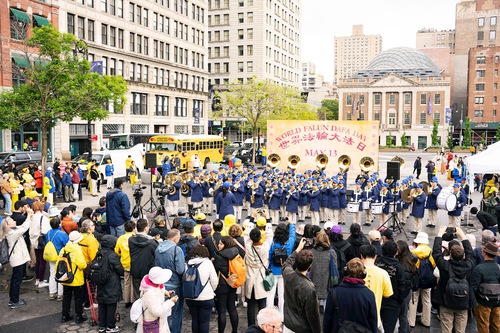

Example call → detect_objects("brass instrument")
268 153 281 169
338 155 351 172
391 156 405 169
316 154 329 170
165 173 177 195
401 188 414 202
250 183 259 204
286 189 296 204
181 183 190 195
359 156 375 173
288 155 301 170
419 181 429 195
179 171 192 195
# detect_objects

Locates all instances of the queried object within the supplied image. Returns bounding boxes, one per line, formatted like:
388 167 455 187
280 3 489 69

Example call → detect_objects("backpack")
43 231 60 262
0 238 18 266
130 297 144 323
55 250 77 284
418 256 437 289
222 254 247 288
87 251 110 286
444 266 470 310
334 242 350 277
183 261 209 299
272 246 288 267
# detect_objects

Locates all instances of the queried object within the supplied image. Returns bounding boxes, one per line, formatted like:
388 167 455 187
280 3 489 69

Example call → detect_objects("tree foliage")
431 120 439 146
317 99 338 120
386 133 393 147
400 131 408 147
463 117 472 147
447 131 453 150
218 78 317 163
0 26 127 169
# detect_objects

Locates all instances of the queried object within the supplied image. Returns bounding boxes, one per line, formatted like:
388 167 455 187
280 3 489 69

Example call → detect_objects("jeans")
110 224 125 237
215 285 238 333
55 178 62 197
186 299 215 333
62 285 84 317
398 291 411 333
381 297 401 333
247 289 266 326
98 302 117 329
9 265 24 303
3 193 12 214
167 285 184 333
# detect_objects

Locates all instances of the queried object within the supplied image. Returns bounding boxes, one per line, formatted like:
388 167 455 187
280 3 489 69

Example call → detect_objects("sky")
301 0 459 83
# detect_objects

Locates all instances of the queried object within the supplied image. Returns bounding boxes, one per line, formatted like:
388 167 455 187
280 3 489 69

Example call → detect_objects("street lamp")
458 105 464 147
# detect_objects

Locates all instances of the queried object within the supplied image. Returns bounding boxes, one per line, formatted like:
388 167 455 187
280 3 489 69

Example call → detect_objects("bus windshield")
109 135 129 149
149 143 177 151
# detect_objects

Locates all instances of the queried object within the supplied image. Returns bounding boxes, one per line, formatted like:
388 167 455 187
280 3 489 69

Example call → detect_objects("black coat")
129 233 158 280
97 235 124 304
213 247 239 288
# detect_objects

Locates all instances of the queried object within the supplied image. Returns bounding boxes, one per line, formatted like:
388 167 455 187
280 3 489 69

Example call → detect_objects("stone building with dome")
337 47 451 150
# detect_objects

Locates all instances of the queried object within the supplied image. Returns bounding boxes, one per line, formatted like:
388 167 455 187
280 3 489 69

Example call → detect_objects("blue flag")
91 61 103 75
427 95 433 115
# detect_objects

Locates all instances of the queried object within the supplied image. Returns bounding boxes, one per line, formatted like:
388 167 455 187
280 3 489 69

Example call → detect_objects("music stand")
378 201 409 240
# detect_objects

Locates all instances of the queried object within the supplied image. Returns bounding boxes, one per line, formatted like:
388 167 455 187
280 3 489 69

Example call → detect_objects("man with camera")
106 178 131 237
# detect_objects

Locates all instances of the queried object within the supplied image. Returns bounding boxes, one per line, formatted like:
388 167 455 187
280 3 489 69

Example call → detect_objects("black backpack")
444 266 470 310
418 256 437 289
334 242 350 277
88 251 110 286
55 251 76 284
272 246 288 267
0 238 18 266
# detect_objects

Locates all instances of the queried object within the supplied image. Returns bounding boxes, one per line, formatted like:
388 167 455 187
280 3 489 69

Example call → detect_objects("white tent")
465 141 500 191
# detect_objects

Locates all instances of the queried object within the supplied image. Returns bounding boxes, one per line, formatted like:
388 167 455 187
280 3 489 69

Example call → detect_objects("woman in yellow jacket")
57 230 88 323
114 220 136 307
79 219 99 309
9 173 20 211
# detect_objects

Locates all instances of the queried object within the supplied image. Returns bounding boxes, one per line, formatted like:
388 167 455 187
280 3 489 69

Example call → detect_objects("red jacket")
71 170 81 184
34 170 43 189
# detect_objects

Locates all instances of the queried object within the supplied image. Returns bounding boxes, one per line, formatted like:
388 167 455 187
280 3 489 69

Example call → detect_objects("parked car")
0 151 42 170
221 147 260 165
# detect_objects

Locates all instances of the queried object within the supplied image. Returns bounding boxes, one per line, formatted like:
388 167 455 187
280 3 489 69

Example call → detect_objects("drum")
437 187 457 211
389 203 395 213
371 203 384 215
347 202 360 213
362 201 371 210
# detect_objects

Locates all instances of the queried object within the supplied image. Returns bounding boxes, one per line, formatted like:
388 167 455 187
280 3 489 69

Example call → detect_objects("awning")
11 56 30 68
10 8 31 23
33 15 50 27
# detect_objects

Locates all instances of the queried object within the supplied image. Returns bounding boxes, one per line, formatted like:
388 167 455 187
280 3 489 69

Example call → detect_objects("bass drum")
437 187 457 211
347 202 360 213
371 203 384 215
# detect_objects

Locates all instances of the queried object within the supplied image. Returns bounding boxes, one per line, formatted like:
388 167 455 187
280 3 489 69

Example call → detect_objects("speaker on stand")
386 161 401 182
145 153 157 170
143 152 159 213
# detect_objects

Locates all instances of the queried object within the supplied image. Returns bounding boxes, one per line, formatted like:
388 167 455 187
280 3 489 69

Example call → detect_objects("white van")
72 150 144 184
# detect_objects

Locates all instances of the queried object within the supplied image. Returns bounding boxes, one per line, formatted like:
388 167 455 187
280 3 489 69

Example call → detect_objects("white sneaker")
38 281 49 288
243 301 248 308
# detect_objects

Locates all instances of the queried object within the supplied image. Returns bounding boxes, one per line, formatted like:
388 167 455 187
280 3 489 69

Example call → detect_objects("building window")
346 94 352 106
193 99 204 118
67 13 75 35
492 16 497 26
238 62 244 72
359 94 365 105
174 97 187 117
374 112 380 121
110 26 116 47
496 69 499 77
476 83 485 91
155 95 169 116
388 112 396 125
346 112 352 120
495 83 498 90
101 0 107 12
118 29 124 48
496 55 500 63
404 93 411 105
101 24 108 45
130 62 135 80
494 109 497 117
404 112 410 125
475 97 484 104
478 31 484 41
479 17 485 27
247 12 253 23
490 30 496 40
477 56 486 64
10 9 30 40
358 112 364 120
110 0 115 15
77 17 85 39
129 3 135 22
247 61 253 72
389 93 396 105
420 112 426 125
477 70 486 78
247 45 253 55
420 93 427 105
475 109 484 117
434 94 441 105
238 13 244 23
247 28 253 39
374 94 381 105
130 32 135 51
238 29 244 39
131 92 148 115
434 112 440 124
117 0 123 17
495 96 498 104
88 20 95 41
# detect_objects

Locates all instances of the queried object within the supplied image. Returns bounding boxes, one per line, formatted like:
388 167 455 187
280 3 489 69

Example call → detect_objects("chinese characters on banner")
267 120 379 176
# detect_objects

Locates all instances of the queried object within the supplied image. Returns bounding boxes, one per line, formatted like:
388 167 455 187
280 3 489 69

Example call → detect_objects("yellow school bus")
149 134 224 170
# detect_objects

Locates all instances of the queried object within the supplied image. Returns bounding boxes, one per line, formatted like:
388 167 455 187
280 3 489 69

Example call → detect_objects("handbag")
328 249 340 288
142 318 160 333
37 216 46 250
252 245 275 292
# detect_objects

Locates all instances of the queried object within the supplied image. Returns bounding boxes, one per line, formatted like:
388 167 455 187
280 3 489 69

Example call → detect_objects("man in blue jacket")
448 183 467 227
106 178 131 237
410 184 427 234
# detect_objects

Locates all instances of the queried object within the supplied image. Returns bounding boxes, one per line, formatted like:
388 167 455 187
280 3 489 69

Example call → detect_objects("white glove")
457 204 461 208
358 200 362 203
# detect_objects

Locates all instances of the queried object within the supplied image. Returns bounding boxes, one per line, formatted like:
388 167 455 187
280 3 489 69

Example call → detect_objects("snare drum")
371 203 384 215
347 202 360 213
389 203 395 213
437 187 457 211
362 201 371 210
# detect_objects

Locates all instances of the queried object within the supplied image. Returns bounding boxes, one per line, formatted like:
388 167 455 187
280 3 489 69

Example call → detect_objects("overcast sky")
301 0 459 83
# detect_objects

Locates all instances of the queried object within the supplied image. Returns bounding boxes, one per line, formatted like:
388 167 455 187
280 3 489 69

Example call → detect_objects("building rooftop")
351 47 442 78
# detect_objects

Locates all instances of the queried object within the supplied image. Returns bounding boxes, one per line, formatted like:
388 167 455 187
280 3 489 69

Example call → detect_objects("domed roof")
352 47 442 79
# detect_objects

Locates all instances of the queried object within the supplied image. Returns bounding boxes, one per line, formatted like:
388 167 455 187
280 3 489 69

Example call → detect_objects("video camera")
132 184 146 199
153 182 170 197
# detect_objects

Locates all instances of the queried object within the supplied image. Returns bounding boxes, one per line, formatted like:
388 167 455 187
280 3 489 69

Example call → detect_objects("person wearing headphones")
323 258 378 333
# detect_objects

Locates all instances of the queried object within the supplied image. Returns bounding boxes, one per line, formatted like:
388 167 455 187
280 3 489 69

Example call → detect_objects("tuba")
268 153 281 169
338 155 351 172
288 155 301 170
316 154 329 170
391 156 405 169
359 156 375 173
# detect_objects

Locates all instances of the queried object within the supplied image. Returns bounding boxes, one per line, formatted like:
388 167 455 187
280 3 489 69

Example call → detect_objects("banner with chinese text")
267 120 379 175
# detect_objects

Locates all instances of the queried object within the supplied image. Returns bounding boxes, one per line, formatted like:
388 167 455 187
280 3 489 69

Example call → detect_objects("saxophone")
250 183 259 204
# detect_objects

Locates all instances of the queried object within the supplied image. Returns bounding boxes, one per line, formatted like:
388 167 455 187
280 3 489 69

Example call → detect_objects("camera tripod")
378 200 409 240
142 183 159 213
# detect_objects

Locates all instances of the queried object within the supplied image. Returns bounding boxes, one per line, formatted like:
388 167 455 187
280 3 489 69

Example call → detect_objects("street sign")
91 135 98 141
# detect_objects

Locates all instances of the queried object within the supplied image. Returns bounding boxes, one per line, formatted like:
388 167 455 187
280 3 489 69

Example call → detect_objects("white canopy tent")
465 141 500 191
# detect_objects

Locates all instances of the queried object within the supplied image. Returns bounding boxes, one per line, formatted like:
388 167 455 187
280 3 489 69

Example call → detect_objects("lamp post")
458 104 464 147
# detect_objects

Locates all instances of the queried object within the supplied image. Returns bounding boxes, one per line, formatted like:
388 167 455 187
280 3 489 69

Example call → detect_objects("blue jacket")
45 227 69 254
154 240 185 289
351 189 364 210
307 189 321 211
106 187 131 227
320 187 330 208
411 192 427 218
250 185 264 208
338 187 347 209
62 172 72 187
105 164 114 177
425 186 441 210
167 180 181 201
268 223 296 275
268 188 283 210
215 191 236 220
232 182 245 206
285 189 299 213
162 162 170 176
46 171 55 193
189 180 203 203
448 189 467 217
328 187 340 210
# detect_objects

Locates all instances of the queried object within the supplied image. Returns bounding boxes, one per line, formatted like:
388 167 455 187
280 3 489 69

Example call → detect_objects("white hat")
148 267 172 285
368 229 381 241
48 206 60 217
414 232 429 245
324 221 334 230
69 231 83 243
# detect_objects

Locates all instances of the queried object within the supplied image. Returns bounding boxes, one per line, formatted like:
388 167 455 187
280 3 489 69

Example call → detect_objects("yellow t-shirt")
125 157 133 169
364 265 394 327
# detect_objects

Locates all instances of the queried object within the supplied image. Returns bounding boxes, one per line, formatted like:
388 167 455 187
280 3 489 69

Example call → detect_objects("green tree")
0 26 127 169
480 132 486 146
447 131 453 150
386 133 393 147
317 99 338 120
496 122 500 142
219 78 317 164
431 120 439 146
463 117 472 147
400 131 408 147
